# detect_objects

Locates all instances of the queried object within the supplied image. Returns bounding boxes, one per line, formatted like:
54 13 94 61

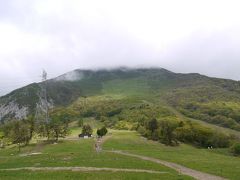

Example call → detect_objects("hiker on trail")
95 142 100 153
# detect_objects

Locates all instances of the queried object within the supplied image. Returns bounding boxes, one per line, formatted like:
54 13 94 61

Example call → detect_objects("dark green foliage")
158 120 178 146
0 129 6 148
106 108 122 117
1 68 240 151
78 118 84 127
166 85 240 131
35 108 74 141
147 118 158 133
138 118 231 148
26 115 35 140
97 127 108 137
231 143 240 155
2 67 240 132
138 118 178 146
49 108 71 141
81 124 93 135
210 132 230 148
2 120 31 151
175 121 231 148
46 81 82 106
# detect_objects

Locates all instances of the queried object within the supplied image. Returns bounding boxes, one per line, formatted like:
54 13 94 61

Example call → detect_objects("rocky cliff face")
0 101 28 120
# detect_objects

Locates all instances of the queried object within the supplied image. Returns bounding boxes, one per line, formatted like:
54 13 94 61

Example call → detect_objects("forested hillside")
1 68 240 132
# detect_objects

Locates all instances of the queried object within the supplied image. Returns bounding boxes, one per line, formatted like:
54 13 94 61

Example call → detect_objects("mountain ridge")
1 67 240 132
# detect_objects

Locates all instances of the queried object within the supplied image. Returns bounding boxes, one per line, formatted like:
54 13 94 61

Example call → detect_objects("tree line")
0 107 74 151
137 118 239 150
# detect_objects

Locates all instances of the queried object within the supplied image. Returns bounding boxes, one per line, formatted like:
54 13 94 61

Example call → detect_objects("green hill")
1 68 240 179
1 67 240 132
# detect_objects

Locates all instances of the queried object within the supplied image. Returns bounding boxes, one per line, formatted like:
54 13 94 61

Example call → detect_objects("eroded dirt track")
108 150 228 180
0 166 169 174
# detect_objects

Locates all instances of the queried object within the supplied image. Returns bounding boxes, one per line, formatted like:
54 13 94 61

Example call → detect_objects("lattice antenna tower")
42 69 49 124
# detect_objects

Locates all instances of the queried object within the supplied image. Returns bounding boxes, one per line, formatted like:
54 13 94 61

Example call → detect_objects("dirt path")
10 133 227 179
0 166 169 174
94 134 112 152
108 150 227 180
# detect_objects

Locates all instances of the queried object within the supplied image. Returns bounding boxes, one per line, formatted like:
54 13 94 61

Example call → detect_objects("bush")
158 120 178 146
114 121 132 130
137 126 146 135
231 143 240 156
106 108 122 117
147 118 158 133
209 132 230 148
97 127 108 137
81 124 93 135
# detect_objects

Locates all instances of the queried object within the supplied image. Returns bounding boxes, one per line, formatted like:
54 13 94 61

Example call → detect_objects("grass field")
0 127 192 180
0 170 187 180
104 130 240 180
1 118 239 180
69 117 103 137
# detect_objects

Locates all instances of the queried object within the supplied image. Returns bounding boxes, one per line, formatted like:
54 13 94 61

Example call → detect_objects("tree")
49 108 70 141
78 118 84 127
231 143 240 156
82 124 93 135
97 127 108 137
159 120 178 146
3 120 31 152
36 107 75 141
35 110 51 140
0 131 4 148
147 118 158 133
26 115 35 140
209 132 230 148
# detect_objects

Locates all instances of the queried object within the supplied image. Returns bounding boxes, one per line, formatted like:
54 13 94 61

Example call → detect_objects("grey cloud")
0 0 240 95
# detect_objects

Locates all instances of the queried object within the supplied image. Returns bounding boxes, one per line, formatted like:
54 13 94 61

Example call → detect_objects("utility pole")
34 70 50 139
42 70 49 124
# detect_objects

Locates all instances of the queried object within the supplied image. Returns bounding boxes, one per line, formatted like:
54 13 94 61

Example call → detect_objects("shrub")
97 127 108 137
82 124 93 135
147 118 158 133
158 120 178 146
114 121 132 130
209 132 230 148
106 108 122 117
137 126 146 135
231 143 240 156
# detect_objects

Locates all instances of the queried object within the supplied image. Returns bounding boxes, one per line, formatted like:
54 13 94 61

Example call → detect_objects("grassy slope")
0 125 192 180
103 130 240 180
1 68 240 132
1 120 240 179
0 171 185 180
161 101 240 138
101 77 240 137
1 68 240 179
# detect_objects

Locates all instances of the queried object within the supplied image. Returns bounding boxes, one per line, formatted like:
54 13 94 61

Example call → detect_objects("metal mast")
42 70 49 124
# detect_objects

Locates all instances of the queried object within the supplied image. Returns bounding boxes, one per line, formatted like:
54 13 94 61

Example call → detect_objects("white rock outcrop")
0 101 28 120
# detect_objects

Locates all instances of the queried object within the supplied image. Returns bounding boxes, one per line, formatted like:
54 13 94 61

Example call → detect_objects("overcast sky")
0 0 240 95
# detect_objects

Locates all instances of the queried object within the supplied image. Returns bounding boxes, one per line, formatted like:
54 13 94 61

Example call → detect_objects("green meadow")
1 124 240 179
0 126 192 180
104 130 240 180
